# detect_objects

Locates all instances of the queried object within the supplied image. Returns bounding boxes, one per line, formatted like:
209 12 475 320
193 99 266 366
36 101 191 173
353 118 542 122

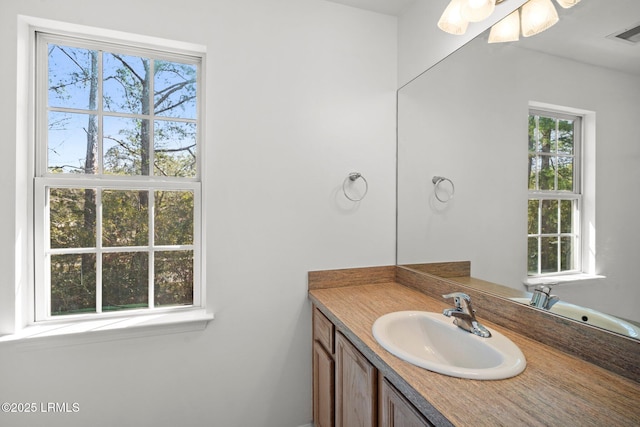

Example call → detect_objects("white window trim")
524 101 601 287
2 15 212 345
522 273 605 290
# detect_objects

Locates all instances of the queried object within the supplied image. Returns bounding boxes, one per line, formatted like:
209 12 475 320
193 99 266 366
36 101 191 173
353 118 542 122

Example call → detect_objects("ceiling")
324 0 417 16
514 0 640 76
325 0 640 76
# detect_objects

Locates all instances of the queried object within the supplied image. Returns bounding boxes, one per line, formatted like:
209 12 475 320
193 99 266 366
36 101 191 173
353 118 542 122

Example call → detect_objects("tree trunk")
83 51 98 283
139 60 151 207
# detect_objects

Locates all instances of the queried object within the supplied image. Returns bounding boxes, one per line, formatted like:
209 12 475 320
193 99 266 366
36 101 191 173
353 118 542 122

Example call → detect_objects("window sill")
0 309 213 349
523 273 605 291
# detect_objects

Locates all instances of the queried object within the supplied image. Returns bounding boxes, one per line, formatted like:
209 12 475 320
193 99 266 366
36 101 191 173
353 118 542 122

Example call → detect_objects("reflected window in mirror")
527 109 582 276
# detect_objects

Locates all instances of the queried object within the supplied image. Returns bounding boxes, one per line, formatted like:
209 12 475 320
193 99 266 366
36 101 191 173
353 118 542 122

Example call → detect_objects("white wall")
397 35 640 322
0 1 397 426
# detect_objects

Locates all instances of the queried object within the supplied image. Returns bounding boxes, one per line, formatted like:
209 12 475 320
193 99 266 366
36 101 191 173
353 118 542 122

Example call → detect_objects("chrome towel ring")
343 172 368 202
432 176 455 203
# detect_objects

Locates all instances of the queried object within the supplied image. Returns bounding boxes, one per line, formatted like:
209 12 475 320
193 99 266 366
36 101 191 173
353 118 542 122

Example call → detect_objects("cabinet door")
379 378 433 427
313 341 335 427
335 332 377 427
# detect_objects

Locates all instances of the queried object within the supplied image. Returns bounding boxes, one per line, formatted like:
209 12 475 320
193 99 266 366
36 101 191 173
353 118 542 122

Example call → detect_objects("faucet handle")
531 284 560 309
534 284 554 294
442 292 471 310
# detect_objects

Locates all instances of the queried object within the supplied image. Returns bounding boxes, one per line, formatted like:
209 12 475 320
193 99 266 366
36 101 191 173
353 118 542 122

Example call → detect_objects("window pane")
50 188 96 249
102 252 148 311
102 190 149 247
155 190 194 245
51 253 96 315
103 53 149 115
528 199 539 234
48 111 98 174
103 117 151 176
557 156 574 191
155 250 193 307
541 200 558 234
557 119 574 155
528 115 537 152
539 156 556 190
154 60 197 119
528 237 539 275
537 116 557 153
540 237 558 274
154 121 197 177
528 154 539 190
560 199 574 234
560 236 574 271
48 44 98 111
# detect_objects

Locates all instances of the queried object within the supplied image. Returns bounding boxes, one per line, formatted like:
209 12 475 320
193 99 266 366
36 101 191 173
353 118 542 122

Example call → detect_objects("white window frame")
527 108 583 277
19 18 210 334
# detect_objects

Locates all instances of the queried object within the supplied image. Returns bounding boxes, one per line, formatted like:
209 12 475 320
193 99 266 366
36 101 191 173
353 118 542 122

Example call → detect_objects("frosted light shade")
438 0 469 35
461 0 496 23
555 0 581 8
521 0 559 37
488 9 520 43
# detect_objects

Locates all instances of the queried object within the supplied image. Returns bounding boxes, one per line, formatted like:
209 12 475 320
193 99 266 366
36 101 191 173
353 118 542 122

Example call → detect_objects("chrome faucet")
530 284 559 310
442 292 491 338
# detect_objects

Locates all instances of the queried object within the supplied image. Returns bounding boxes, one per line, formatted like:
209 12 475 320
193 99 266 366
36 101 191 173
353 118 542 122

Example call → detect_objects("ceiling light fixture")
437 0 470 35
438 0 581 43
488 9 521 43
461 0 497 22
555 0 581 8
520 0 559 37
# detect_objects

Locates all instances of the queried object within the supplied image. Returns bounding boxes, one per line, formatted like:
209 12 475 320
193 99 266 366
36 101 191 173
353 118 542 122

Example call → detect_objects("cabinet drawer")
314 307 335 354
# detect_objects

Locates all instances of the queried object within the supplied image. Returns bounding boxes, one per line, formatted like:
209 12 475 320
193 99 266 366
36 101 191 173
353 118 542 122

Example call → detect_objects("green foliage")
155 251 193 307
49 188 96 249
102 190 149 247
155 191 194 246
528 114 574 192
102 252 149 311
51 254 96 315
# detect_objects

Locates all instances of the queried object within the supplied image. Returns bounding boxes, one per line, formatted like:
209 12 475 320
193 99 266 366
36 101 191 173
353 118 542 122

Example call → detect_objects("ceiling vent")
607 22 640 45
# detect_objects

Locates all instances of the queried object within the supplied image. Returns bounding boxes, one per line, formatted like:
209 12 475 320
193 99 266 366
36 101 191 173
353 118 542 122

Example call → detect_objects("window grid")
528 110 582 276
40 181 198 317
35 32 202 321
528 195 580 275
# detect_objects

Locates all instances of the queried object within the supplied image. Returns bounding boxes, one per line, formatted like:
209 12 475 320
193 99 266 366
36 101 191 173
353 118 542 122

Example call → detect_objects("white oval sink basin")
372 311 526 380
511 298 640 338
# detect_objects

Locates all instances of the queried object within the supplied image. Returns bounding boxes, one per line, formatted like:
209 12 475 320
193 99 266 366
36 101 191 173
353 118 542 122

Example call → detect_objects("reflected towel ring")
343 172 368 202
432 176 455 203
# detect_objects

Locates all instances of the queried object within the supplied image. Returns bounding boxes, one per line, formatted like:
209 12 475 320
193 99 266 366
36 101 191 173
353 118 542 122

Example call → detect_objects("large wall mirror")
397 0 640 339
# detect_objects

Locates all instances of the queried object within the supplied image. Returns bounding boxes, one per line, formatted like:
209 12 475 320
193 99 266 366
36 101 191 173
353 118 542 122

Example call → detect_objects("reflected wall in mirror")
397 0 640 338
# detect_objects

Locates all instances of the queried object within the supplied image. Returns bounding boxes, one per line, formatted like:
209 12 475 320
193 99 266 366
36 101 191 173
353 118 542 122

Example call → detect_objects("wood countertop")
309 280 640 426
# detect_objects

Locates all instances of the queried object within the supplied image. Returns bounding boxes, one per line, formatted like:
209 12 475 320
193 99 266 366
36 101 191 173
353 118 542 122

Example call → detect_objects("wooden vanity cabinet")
313 305 432 427
335 331 377 427
313 307 335 427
